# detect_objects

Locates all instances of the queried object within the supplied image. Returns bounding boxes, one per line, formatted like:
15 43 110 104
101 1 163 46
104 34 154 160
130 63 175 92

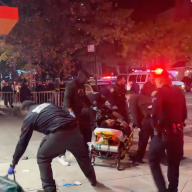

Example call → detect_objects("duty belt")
171 123 184 133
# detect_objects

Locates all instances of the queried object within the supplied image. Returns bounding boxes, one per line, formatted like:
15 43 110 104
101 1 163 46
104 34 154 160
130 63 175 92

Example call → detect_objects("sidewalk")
0 116 192 192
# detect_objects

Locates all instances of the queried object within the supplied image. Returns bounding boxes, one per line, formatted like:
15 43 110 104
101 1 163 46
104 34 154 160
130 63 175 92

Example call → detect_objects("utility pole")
87 44 98 91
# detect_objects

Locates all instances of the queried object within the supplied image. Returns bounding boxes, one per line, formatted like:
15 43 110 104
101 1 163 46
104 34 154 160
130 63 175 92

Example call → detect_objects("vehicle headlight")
181 84 185 89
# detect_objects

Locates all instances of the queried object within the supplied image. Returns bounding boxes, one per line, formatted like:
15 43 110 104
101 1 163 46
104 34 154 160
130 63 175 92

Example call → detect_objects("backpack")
0 174 24 192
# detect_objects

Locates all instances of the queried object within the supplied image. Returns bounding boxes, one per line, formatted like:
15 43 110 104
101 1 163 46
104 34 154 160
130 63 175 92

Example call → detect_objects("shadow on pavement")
93 160 139 171
94 182 114 192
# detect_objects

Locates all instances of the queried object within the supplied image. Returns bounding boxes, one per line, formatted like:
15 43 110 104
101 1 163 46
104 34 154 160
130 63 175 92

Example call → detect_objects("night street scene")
1 0 192 192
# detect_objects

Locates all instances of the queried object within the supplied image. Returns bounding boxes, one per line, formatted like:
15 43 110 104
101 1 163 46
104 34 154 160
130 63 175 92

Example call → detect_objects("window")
169 74 176 81
137 75 142 82
147 75 151 81
84 84 92 92
141 75 147 82
129 75 137 82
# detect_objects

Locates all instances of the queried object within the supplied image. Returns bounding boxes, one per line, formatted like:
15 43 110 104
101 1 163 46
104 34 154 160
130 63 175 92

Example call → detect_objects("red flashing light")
155 68 163 74
103 76 112 79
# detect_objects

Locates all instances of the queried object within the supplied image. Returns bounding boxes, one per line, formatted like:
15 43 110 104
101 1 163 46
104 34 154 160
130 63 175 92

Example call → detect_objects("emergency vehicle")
127 68 185 92
85 76 116 94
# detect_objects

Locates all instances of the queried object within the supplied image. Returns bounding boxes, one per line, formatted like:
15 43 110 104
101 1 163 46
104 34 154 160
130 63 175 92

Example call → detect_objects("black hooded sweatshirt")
62 72 91 115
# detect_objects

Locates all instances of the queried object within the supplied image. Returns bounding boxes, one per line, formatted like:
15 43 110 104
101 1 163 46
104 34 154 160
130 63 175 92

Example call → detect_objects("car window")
129 75 137 82
169 74 176 81
84 84 93 92
147 75 150 81
141 75 147 82
137 75 142 82
91 84 109 92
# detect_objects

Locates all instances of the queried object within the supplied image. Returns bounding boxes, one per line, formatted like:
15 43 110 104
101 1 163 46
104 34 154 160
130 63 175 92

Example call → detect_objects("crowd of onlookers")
0 80 66 108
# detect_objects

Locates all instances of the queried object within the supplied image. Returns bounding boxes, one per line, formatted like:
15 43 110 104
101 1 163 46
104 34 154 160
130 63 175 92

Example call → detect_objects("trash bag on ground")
0 174 24 192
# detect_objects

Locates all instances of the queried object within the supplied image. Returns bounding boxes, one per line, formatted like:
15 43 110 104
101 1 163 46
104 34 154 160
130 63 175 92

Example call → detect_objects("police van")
127 69 185 92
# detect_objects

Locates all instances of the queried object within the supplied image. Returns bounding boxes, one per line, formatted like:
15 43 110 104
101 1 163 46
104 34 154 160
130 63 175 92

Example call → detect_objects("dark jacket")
111 84 126 111
20 84 31 103
35 84 44 92
2 85 13 93
130 82 140 94
60 83 65 92
152 85 187 132
141 81 156 97
63 79 91 115
2 85 13 98
12 103 77 167
129 94 152 128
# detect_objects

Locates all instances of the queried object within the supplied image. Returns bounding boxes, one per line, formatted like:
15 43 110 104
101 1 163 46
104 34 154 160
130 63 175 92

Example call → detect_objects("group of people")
0 80 66 108
0 81 32 108
6 69 187 192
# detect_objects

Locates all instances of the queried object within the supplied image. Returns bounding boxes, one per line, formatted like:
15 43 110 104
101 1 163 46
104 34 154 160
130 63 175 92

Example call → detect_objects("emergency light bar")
102 76 117 79
133 68 164 74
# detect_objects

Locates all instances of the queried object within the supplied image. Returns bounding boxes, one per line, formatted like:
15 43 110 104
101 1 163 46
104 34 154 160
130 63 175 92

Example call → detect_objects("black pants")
37 127 96 192
136 120 154 160
4 95 13 107
148 133 183 192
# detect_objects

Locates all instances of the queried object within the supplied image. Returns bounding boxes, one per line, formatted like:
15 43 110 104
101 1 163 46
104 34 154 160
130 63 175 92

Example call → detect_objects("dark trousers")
136 120 153 160
4 95 13 107
61 108 93 157
148 133 183 192
37 127 96 192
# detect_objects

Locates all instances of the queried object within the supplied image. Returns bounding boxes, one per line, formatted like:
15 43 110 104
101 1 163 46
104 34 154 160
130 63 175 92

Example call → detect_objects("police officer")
126 91 153 163
8 101 97 192
148 71 187 192
111 75 128 121
141 72 156 97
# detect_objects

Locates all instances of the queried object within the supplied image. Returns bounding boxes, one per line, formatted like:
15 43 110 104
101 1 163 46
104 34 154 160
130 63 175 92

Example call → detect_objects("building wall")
175 0 192 19
157 0 192 20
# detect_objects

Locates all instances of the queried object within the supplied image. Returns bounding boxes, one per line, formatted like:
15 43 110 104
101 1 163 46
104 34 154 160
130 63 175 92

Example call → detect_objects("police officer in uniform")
148 71 187 192
8 101 97 192
111 75 128 121
126 91 153 163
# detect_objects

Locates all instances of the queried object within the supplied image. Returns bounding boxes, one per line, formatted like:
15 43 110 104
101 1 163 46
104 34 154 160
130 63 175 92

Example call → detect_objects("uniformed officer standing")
148 71 187 192
8 101 97 192
111 75 128 121
126 91 153 163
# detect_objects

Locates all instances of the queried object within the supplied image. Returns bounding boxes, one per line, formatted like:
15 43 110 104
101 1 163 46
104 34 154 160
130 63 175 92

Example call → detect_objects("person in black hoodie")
2 82 13 108
60 70 93 166
20 81 32 103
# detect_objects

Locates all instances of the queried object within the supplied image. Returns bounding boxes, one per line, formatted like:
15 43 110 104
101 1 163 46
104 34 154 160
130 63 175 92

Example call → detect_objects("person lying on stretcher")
96 108 131 136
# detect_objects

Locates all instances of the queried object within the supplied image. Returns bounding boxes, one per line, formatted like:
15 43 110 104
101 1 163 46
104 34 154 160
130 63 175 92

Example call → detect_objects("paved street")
0 93 192 192
0 115 192 192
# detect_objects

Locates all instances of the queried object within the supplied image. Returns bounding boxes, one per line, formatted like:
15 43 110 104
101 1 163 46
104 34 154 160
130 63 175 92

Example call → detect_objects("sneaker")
57 155 70 166
129 154 145 164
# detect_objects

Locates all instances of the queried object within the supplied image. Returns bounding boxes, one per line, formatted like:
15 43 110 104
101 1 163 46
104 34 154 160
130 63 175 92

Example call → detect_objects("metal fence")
0 91 65 112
